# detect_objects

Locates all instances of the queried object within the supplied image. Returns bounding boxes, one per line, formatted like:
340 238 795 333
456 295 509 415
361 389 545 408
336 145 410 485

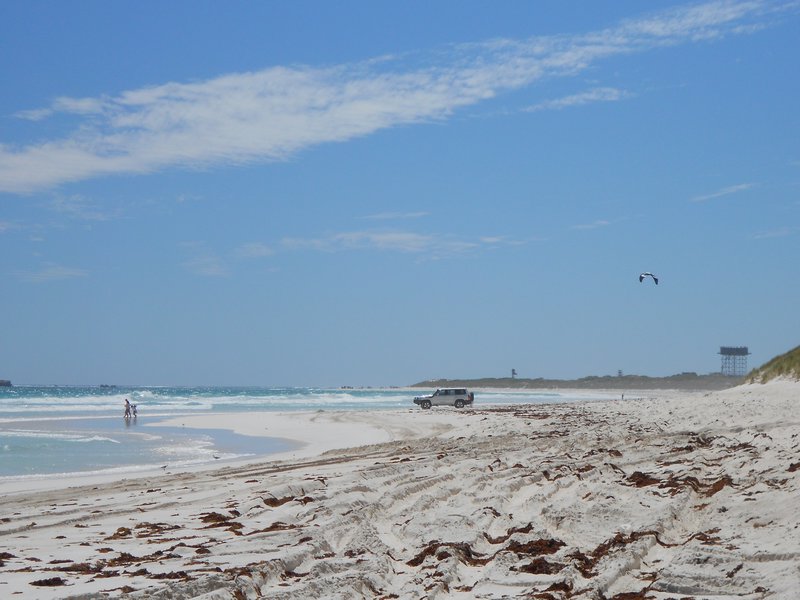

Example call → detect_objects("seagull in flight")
639 272 658 285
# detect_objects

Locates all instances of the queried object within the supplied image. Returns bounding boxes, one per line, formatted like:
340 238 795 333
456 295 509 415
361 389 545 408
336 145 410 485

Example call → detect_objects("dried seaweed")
134 521 180 537
30 577 67 587
248 521 299 535
406 540 489 567
262 496 294 507
198 512 244 534
726 563 744 578
504 538 566 556
149 570 191 580
567 528 722 578
602 590 655 600
105 526 132 540
514 557 565 574
627 472 660 487
407 535 565 571
483 523 533 544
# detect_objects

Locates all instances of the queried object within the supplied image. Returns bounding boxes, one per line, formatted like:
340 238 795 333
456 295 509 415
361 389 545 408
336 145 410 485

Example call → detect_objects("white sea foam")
0 460 197 482
0 401 213 414
1 429 120 443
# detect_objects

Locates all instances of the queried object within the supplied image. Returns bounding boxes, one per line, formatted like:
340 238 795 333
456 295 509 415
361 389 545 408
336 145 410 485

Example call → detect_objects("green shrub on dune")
747 345 800 383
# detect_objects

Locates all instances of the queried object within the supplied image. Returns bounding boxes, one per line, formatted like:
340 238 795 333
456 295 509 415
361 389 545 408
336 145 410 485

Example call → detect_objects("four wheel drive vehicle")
413 388 474 409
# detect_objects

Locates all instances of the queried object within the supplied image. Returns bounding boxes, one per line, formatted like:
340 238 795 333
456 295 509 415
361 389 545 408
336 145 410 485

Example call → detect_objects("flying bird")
639 272 658 285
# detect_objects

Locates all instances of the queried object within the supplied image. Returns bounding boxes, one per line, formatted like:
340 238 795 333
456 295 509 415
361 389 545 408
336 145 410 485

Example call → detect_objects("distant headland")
412 372 743 391
415 345 800 391
0 379 11 387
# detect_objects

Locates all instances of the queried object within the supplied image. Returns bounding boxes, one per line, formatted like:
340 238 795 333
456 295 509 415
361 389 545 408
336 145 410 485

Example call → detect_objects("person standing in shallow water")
124 398 131 418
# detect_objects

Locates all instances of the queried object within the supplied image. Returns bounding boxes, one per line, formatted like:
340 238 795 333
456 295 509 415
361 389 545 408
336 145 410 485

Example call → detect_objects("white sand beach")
1 381 798 599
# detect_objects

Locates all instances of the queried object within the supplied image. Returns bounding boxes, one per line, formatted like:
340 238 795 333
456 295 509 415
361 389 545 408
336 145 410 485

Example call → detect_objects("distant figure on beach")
639 272 658 285
131 403 137 418
124 399 131 418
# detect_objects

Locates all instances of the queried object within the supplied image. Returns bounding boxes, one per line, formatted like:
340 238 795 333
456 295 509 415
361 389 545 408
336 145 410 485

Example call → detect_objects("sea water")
0 385 609 480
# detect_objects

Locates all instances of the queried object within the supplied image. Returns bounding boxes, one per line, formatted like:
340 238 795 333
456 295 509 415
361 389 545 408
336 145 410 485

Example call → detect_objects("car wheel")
454 400 465 409
421 400 432 409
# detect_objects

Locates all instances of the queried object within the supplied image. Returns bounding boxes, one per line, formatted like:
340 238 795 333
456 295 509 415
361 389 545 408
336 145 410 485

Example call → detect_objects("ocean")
0 385 611 480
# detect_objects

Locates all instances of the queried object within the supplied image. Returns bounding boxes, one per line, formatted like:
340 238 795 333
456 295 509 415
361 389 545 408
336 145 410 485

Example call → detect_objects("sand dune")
1 381 798 599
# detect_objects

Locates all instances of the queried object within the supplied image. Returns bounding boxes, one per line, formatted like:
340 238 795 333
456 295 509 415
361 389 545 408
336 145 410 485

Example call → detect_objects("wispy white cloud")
750 226 798 239
571 219 612 230
1 0 792 193
280 229 530 258
283 231 437 253
176 193 203 204
479 235 508 244
50 194 121 221
282 229 505 258
182 255 228 276
180 242 228 276
14 108 53 122
234 242 274 258
361 211 429 221
690 182 755 202
524 87 630 112
14 97 105 121
20 264 88 283
338 231 452 253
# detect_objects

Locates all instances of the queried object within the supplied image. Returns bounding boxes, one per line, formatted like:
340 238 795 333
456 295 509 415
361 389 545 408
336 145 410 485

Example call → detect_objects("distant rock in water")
0 379 11 387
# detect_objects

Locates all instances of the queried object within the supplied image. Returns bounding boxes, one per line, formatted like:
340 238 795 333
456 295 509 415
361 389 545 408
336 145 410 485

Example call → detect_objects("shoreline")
0 388 697 491
0 407 457 496
1 382 797 598
0 389 622 485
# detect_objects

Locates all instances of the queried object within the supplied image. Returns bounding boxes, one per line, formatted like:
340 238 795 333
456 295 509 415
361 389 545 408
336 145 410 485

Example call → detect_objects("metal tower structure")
719 346 750 376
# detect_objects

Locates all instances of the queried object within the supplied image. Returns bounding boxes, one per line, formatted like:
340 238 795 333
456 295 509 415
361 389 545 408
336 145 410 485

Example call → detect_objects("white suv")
413 388 474 409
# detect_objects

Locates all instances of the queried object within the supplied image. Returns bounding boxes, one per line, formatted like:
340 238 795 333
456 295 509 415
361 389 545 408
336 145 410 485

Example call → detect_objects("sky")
1 1 798 387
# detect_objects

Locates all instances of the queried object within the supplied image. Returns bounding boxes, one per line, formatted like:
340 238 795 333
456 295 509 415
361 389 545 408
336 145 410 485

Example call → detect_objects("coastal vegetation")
746 345 800 383
415 344 800 390
413 372 741 391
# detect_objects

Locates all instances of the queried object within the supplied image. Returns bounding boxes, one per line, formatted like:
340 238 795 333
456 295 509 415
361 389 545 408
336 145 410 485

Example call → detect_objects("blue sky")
1 1 798 386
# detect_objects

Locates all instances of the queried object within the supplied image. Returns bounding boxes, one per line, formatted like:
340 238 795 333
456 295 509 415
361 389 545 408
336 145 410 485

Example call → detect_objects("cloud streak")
280 229 522 258
50 195 121 221
750 226 798 239
571 219 612 230
20 264 88 283
0 1 792 194
690 182 755 202
361 211 429 221
234 242 274 258
180 242 228 276
524 87 630 112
